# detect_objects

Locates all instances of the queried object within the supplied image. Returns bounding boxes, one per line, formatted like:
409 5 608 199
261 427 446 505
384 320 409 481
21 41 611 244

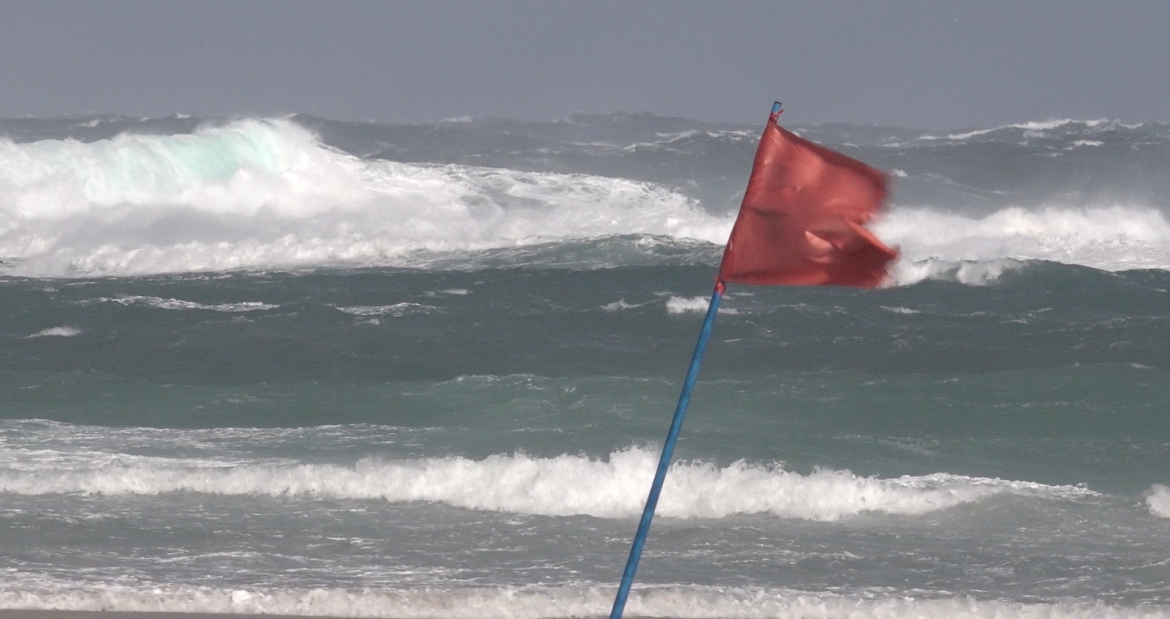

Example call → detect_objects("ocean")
0 112 1167 618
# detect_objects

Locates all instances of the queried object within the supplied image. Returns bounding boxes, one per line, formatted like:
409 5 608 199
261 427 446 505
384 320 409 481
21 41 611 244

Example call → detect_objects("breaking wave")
0 446 1097 521
1 117 1167 278
24 326 81 338
878 206 1170 281
1147 484 1170 518
916 118 1143 142
0 119 729 277
665 295 711 314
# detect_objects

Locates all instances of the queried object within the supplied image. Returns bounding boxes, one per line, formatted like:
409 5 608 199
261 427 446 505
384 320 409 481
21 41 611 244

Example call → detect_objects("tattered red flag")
717 105 897 288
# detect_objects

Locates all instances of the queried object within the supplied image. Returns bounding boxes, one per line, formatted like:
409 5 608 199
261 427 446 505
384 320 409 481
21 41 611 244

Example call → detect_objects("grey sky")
1 1 1167 129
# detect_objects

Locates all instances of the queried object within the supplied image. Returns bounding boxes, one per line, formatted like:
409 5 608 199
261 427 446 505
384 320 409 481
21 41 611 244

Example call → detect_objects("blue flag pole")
609 281 725 619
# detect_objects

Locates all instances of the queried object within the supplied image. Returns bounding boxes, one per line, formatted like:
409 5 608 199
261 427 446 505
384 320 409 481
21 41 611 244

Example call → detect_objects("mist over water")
0 113 1168 618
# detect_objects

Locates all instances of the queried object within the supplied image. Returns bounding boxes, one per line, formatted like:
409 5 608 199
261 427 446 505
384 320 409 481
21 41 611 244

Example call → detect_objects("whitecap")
77 296 278 312
1146 484 1170 518
332 303 437 317
877 205 1170 275
0 446 1099 522
24 326 81 338
0 119 733 277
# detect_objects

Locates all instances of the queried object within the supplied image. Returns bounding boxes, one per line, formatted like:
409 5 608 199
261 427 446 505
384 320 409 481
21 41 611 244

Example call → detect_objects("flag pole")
609 280 725 619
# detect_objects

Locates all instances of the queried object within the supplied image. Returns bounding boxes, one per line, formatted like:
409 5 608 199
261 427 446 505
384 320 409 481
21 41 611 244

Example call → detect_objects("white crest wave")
2 118 1166 278
1147 484 1170 518
0 119 731 277
0 446 1096 521
878 205 1170 284
24 326 81 338
77 295 278 312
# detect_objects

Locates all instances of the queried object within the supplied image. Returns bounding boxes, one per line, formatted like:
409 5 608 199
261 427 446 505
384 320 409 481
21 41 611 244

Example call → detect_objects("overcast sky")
1 1 1167 129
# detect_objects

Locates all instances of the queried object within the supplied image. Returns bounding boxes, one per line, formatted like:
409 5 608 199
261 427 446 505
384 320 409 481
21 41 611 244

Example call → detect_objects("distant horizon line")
0 109 1162 133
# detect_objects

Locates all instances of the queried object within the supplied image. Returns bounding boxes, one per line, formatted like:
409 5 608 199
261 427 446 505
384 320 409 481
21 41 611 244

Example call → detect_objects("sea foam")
877 205 1170 280
77 296 278 312
24 326 81 338
0 446 1097 521
2 118 1167 278
0 583 1164 619
333 303 438 317
1147 484 1170 518
666 296 714 314
0 119 731 277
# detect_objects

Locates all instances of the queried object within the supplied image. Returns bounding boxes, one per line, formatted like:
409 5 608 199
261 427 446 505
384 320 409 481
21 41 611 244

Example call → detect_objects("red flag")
717 107 897 288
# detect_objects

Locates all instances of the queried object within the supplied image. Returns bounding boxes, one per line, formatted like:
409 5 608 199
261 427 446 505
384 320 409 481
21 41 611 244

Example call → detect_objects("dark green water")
0 260 1168 617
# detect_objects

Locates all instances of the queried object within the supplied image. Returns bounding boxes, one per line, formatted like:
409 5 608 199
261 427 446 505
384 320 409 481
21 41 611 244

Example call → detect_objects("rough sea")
0 112 1167 618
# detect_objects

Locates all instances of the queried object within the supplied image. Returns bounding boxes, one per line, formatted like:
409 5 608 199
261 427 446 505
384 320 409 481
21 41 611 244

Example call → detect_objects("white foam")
880 306 920 314
0 119 732 277
623 130 755 153
1146 484 1170 518
601 299 645 312
665 295 738 315
1013 118 1106 131
925 119 1112 141
889 258 1027 286
333 303 437 317
877 205 1170 276
0 446 1097 521
3 118 1163 278
666 296 711 314
0 583 1164 619
77 296 277 312
24 326 81 338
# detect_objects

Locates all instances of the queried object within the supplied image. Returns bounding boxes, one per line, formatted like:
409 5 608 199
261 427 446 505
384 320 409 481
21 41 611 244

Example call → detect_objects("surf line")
608 102 898 619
